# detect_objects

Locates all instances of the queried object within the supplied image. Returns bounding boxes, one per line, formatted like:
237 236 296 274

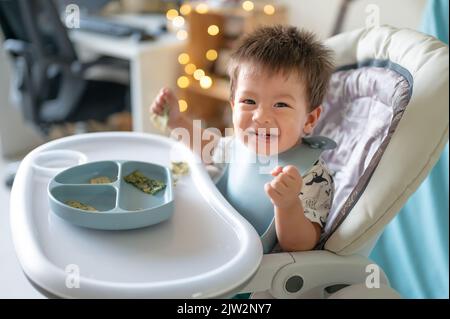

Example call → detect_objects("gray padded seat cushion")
313 64 412 247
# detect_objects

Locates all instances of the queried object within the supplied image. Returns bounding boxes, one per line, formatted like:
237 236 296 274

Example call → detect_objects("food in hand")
150 105 170 133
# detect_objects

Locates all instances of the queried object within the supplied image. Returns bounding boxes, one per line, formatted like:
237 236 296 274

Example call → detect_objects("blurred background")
0 0 447 299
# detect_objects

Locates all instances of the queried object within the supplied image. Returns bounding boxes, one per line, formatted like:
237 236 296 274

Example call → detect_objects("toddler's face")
231 63 321 155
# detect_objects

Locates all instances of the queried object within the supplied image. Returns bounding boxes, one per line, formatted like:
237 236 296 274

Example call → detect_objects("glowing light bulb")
178 53 190 65
195 3 209 14
193 69 205 80
172 16 185 28
178 99 188 112
200 76 213 89
207 25 220 36
166 9 178 20
184 63 196 75
242 1 254 11
206 49 218 61
180 4 192 15
263 4 275 15
177 76 190 88
176 30 188 40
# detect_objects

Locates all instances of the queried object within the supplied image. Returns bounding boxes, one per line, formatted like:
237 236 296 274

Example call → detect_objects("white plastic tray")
10 132 263 298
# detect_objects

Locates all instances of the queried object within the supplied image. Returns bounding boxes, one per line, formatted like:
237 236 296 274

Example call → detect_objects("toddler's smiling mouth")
246 128 279 142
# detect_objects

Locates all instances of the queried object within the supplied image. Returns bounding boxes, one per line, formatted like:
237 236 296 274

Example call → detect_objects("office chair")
0 0 131 136
0 0 132 188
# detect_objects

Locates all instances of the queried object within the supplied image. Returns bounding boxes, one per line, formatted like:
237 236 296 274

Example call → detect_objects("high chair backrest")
312 26 449 255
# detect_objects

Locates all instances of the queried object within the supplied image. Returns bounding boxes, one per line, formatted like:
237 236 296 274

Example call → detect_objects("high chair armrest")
239 250 390 298
238 251 296 294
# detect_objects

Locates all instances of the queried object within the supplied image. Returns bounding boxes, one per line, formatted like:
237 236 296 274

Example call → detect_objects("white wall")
278 0 428 39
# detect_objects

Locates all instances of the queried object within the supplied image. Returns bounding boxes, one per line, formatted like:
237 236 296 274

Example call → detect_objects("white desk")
69 15 185 133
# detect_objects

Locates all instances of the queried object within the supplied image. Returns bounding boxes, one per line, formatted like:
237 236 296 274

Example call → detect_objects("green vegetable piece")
90 176 112 184
66 200 98 212
124 170 166 195
171 161 189 176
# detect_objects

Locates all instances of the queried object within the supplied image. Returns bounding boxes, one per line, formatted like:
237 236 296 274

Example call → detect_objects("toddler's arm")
149 88 220 164
265 166 322 251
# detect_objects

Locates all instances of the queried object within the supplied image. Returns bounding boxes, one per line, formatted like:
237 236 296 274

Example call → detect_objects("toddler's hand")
149 88 183 129
264 165 303 209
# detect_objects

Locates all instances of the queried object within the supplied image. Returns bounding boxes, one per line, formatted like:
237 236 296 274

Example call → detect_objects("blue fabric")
369 0 449 299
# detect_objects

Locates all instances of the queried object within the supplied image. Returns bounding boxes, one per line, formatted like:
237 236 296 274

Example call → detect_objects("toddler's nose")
252 107 272 124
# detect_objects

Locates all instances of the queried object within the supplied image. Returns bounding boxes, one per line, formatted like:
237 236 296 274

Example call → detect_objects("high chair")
10 26 448 298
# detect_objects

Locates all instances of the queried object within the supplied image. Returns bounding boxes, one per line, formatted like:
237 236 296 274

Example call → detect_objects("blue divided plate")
48 160 174 230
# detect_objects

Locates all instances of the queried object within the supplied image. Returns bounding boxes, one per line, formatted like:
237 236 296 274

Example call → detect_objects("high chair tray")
10 132 262 298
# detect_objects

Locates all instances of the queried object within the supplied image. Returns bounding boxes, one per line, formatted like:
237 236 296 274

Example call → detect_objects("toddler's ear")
229 99 234 109
303 105 322 134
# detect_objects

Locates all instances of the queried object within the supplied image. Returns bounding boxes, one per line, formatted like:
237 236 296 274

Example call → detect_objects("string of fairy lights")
166 1 277 112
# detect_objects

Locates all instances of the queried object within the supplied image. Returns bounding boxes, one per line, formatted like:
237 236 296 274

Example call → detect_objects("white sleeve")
299 159 334 228
205 136 233 184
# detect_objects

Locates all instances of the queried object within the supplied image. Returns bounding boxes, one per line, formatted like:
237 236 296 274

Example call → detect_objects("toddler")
150 25 335 253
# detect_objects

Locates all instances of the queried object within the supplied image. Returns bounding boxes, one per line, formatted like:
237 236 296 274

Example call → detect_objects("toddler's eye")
274 102 289 108
241 99 256 105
